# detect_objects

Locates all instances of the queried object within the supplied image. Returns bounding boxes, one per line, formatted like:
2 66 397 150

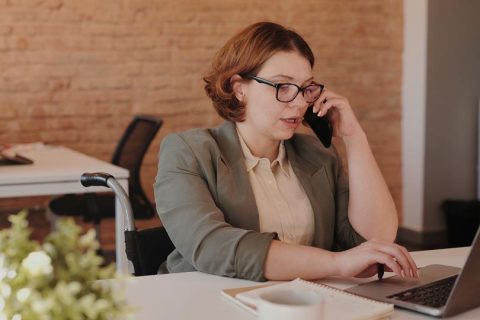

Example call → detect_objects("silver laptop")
346 227 480 317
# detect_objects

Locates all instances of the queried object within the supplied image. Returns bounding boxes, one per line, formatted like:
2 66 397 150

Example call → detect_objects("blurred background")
0 0 479 253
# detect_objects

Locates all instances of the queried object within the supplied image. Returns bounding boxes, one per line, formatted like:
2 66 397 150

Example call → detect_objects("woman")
154 22 417 281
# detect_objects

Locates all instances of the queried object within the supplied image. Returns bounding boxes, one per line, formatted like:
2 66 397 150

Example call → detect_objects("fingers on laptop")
381 245 418 278
368 239 419 279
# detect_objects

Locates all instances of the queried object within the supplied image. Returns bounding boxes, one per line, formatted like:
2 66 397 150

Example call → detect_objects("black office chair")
80 172 175 276
442 200 480 247
48 115 163 251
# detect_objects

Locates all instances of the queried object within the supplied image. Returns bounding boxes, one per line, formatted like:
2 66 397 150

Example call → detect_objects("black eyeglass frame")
246 75 324 103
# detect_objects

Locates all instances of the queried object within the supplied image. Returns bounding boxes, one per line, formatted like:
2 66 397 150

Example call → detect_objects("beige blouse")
237 129 315 245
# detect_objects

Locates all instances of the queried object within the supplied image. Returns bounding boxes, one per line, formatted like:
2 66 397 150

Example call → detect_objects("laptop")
346 227 480 317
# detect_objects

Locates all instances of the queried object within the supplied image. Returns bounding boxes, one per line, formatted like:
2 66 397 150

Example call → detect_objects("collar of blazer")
212 121 334 247
214 121 325 177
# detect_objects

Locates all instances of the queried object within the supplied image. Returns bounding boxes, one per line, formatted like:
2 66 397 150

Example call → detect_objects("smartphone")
303 105 332 148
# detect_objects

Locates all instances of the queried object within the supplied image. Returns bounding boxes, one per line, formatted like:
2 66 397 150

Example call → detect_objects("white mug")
257 288 325 320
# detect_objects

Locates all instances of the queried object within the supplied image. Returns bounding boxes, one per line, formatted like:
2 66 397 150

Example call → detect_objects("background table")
122 247 479 319
0 145 130 272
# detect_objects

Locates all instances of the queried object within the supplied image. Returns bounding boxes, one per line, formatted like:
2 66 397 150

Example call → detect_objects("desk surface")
122 247 480 320
0 145 129 197
0 145 128 185
0 145 130 271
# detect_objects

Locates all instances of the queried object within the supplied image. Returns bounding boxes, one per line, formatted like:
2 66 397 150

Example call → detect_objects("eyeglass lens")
277 84 322 103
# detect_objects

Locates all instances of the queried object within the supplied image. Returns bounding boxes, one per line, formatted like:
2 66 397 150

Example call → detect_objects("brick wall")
0 0 403 219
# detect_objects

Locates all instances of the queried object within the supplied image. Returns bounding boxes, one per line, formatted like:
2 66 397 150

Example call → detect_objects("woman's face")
241 50 314 142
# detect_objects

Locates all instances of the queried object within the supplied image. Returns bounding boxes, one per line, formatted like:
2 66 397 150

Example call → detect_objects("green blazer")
154 121 365 281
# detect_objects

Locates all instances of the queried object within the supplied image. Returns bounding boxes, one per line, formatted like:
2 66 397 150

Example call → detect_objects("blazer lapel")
213 122 260 231
285 139 336 249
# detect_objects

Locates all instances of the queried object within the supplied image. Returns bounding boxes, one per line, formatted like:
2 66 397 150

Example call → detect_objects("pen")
377 263 385 280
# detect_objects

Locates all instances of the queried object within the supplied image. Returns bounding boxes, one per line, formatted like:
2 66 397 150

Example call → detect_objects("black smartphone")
303 105 332 148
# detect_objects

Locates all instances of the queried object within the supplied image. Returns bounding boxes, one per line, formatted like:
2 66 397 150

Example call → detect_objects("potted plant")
0 210 131 319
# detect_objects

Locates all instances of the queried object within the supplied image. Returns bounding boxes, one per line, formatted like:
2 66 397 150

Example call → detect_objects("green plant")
0 210 131 320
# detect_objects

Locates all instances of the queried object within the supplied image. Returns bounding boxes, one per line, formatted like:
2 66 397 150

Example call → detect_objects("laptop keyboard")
388 275 458 308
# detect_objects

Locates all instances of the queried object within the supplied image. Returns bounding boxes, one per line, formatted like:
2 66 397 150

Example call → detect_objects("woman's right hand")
333 239 419 279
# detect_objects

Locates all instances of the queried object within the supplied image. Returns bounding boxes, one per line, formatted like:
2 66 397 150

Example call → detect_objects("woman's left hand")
312 88 363 139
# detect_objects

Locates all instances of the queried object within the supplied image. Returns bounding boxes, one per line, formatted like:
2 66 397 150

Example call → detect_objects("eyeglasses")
246 75 324 103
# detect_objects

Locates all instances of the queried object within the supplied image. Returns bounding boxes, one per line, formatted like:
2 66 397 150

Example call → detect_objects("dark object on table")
48 115 163 252
0 150 33 165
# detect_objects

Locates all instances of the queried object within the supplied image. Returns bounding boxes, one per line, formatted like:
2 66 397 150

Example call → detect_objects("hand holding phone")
303 105 332 148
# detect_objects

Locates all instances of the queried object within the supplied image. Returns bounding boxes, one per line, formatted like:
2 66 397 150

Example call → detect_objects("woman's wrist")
342 127 368 150
330 251 345 277
299 247 342 279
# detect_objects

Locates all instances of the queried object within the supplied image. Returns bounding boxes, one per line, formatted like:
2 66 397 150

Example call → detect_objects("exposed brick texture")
0 0 403 220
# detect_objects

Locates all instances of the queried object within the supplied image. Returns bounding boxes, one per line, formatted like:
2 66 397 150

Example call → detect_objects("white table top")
0 145 129 197
0 144 131 272
121 247 480 320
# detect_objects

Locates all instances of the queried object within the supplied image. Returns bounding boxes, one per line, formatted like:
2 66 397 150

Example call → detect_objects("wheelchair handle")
80 172 135 231
81 172 114 187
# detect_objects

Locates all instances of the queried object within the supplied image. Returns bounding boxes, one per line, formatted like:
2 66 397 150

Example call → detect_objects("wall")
401 0 480 247
0 0 403 217
402 0 427 232
424 0 480 231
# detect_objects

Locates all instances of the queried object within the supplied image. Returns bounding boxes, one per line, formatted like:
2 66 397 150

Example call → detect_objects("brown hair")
203 22 315 122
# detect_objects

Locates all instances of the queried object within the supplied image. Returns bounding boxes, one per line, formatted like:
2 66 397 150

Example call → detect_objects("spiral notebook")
221 278 394 320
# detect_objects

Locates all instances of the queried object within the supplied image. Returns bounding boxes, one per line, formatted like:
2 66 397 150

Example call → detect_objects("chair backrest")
111 115 163 219
125 227 175 276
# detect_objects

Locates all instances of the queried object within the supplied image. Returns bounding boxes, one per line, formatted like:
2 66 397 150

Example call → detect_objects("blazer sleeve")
332 147 366 251
154 133 275 281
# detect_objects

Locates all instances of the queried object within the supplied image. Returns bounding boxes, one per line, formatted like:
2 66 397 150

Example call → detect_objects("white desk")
0 145 130 272
122 247 480 319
